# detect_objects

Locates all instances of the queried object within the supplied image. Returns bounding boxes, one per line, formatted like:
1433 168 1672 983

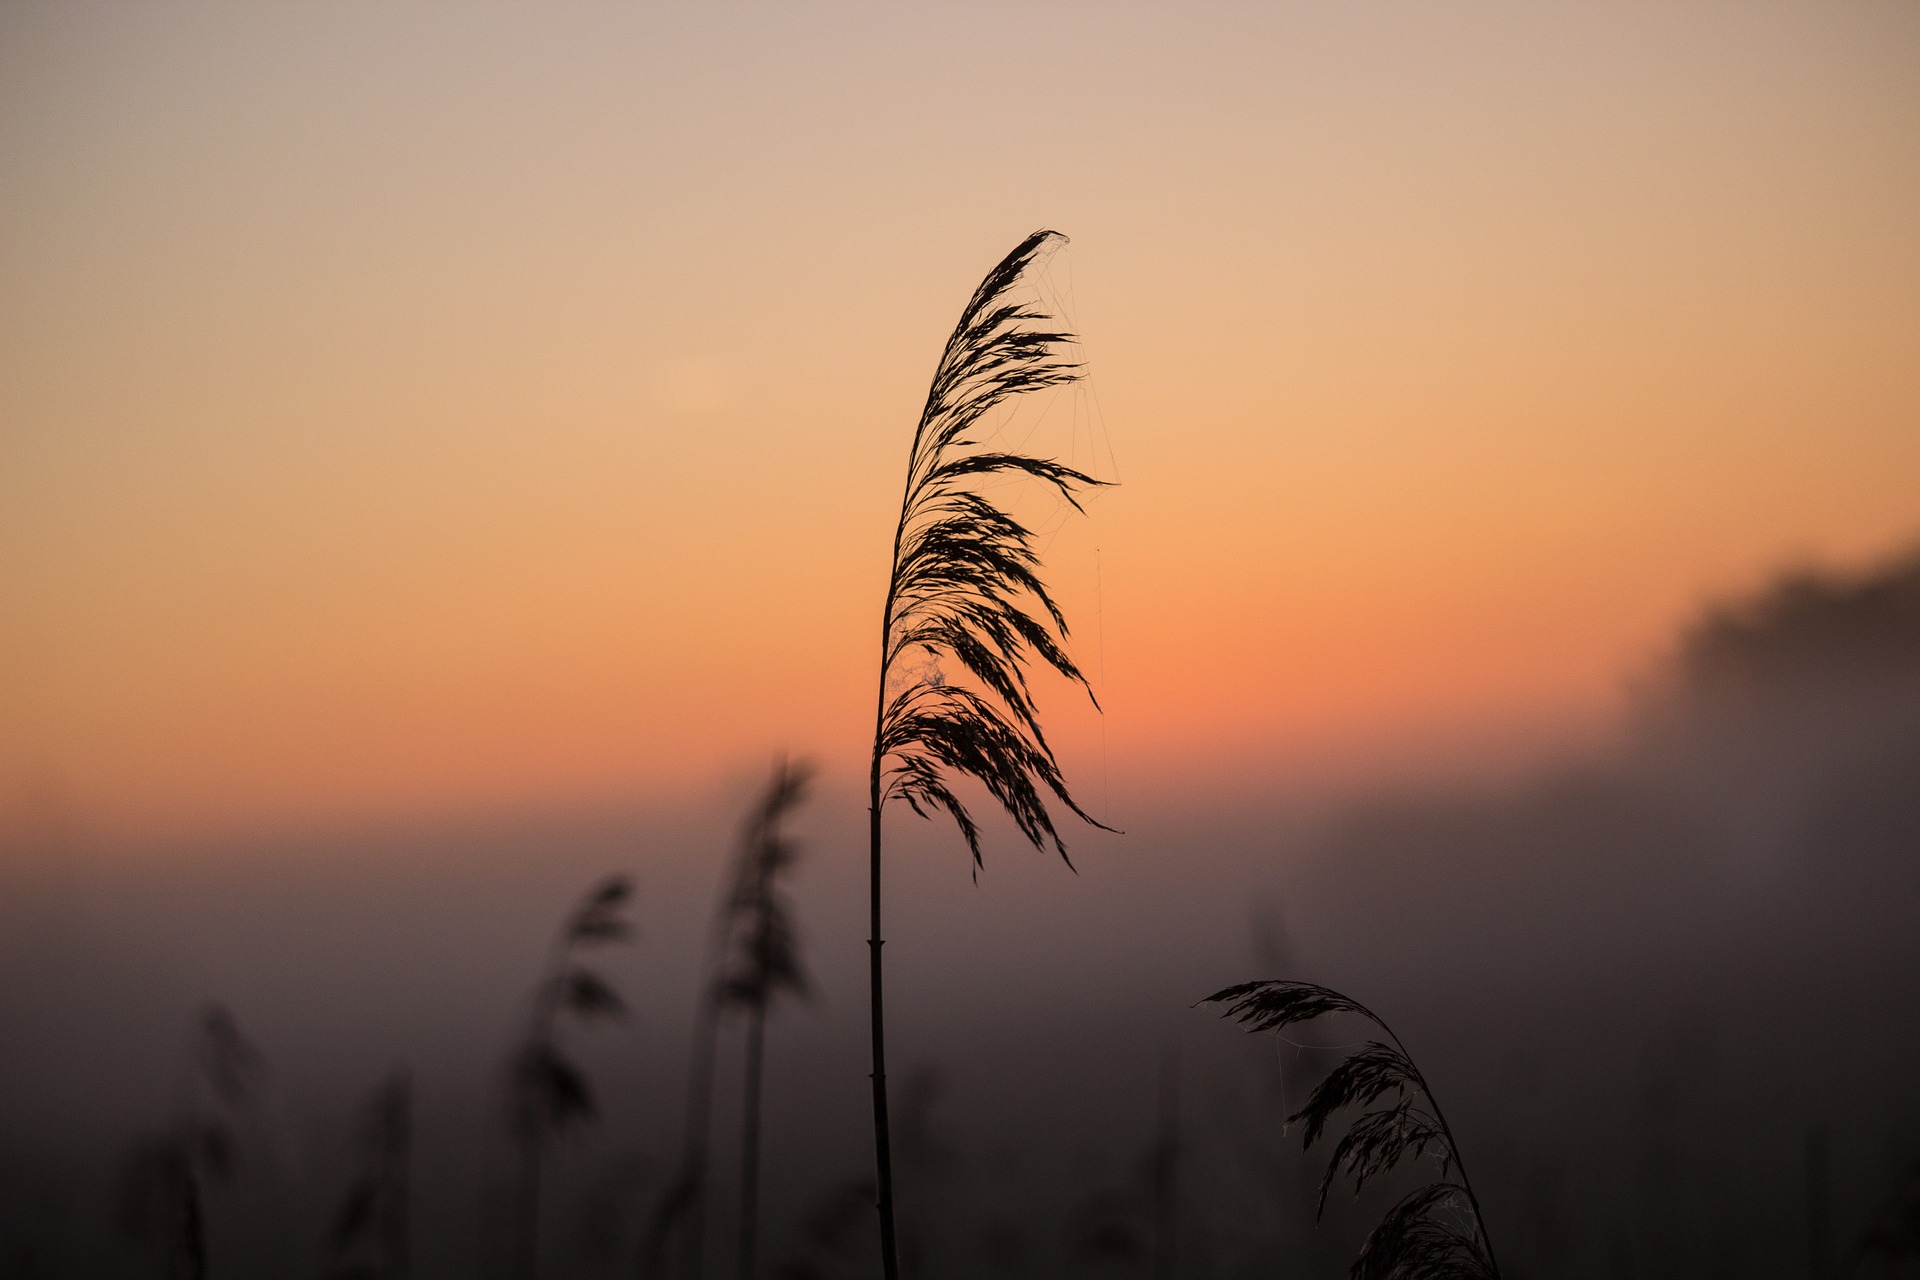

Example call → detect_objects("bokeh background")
3 3 1918 1278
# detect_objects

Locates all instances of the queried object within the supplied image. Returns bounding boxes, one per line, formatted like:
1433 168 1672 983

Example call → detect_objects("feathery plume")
865 229 1112 1280
1205 979 1500 1280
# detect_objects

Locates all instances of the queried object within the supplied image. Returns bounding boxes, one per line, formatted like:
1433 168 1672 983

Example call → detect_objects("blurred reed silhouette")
1207 980 1501 1280
644 761 812 1280
864 227 1112 1280
119 1004 266 1280
714 760 813 1280
324 1069 412 1280
507 874 633 1280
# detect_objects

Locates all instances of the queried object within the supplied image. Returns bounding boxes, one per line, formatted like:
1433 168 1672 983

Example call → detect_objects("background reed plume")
1205 980 1501 1280
120 1004 266 1280
507 874 633 1280
715 758 812 1280
864 228 1111 1279
324 1069 411 1280
643 763 810 1280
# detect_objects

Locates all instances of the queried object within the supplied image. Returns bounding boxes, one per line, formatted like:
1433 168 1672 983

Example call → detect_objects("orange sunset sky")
4 3 1918 839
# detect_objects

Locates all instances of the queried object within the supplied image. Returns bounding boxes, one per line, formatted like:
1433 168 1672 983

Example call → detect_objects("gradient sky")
3 2 1918 838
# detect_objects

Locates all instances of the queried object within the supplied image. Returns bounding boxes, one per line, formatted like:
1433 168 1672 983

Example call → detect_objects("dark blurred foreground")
3 548 1919 1279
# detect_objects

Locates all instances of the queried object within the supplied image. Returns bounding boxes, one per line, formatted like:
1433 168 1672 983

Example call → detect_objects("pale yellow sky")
3 2 1917 837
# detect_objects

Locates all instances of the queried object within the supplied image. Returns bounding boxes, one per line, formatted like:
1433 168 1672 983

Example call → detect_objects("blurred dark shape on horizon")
1673 547 1920 700
2 545 1918 1277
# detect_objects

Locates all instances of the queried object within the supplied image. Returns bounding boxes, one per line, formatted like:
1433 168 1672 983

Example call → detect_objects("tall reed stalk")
866 229 1111 1279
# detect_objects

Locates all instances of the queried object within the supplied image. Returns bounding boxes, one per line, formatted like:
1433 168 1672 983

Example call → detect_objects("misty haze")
5 550 1918 1277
